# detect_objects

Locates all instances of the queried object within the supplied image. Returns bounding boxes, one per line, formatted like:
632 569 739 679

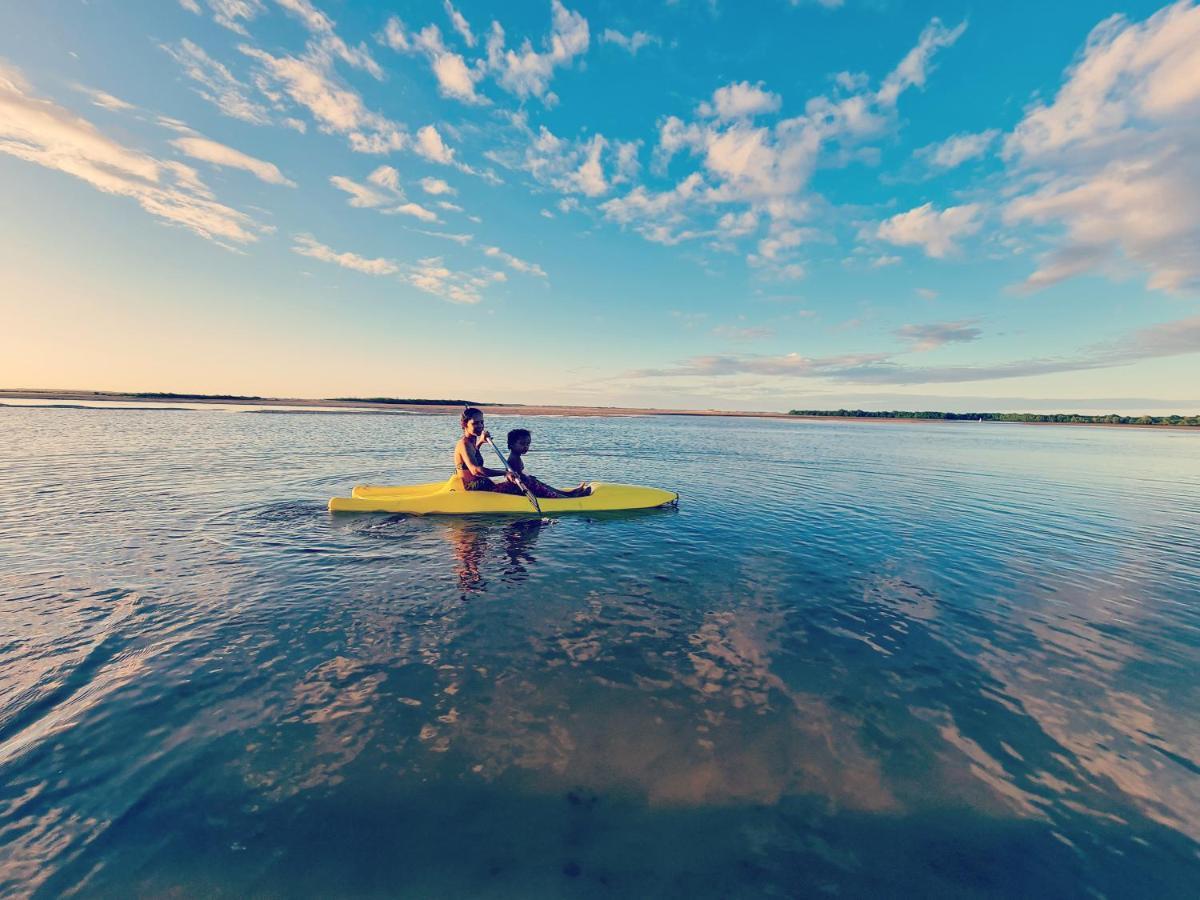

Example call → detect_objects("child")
454 407 523 493
506 428 591 498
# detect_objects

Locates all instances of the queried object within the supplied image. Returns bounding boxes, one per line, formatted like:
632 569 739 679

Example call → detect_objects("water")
1 407 1198 898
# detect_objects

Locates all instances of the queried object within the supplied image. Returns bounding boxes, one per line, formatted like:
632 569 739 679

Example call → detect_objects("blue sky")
1 0 1197 412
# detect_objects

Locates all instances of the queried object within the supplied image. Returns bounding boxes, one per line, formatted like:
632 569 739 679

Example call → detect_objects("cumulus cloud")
894 319 982 352
600 28 660 55
486 0 589 102
0 62 264 245
697 81 781 120
389 201 439 222
509 123 640 200
291 234 502 303
413 124 456 164
382 19 487 104
914 129 999 169
1002 1 1200 294
875 202 983 258
599 17 965 274
420 176 455 195
171 135 295 186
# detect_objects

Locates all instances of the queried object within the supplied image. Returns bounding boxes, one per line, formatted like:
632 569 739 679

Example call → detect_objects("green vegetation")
788 409 1200 426
116 392 264 401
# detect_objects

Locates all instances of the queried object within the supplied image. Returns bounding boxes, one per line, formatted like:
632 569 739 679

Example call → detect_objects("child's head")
507 428 531 454
461 406 485 434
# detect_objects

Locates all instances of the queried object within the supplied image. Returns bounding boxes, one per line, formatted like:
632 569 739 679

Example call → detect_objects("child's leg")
521 474 568 499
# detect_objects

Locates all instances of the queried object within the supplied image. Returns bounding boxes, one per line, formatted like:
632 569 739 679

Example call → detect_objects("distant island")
789 409 1200 427
3 391 1197 427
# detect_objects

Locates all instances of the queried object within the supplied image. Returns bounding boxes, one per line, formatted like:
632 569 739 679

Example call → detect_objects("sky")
1 0 1198 413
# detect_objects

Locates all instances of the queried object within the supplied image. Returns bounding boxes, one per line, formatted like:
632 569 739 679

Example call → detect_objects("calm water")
2 407 1198 898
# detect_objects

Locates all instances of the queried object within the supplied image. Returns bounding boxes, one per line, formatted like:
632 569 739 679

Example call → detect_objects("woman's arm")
457 438 505 478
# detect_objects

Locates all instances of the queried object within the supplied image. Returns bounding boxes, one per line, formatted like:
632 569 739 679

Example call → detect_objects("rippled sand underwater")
2 408 1198 897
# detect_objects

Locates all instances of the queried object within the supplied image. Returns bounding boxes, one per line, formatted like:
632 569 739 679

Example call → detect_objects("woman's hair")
461 406 483 429
506 428 531 450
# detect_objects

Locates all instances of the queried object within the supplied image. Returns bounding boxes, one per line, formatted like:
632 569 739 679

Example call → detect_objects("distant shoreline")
2 389 1196 430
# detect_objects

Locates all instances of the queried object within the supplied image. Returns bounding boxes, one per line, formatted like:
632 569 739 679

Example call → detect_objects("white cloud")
184 0 265 37
274 0 383 78
444 0 476 47
162 39 272 126
240 45 407 152
74 85 135 112
698 81 781 120
418 229 473 245
389 201 439 222
420 176 455 195
597 16 966 276
483 245 548 277
876 18 966 107
876 202 983 258
381 16 411 51
367 164 400 191
485 0 589 102
384 19 488 105
437 200 463 212
432 51 487 104
330 166 439 221
330 174 389 207
171 135 295 186
513 125 641 199
413 123 456 164
600 28 660 55
1003 1 1200 293
292 233 398 274
292 235 497 303
0 62 264 245
915 129 999 169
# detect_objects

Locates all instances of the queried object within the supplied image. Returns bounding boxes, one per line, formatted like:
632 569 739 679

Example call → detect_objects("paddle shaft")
484 438 543 516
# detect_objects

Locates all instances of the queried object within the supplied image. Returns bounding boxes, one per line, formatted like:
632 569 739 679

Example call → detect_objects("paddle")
484 437 544 518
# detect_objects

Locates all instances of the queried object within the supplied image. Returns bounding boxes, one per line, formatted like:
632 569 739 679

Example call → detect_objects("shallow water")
1 407 1198 898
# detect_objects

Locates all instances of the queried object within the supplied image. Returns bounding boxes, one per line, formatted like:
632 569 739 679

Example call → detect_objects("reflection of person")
501 519 542 579
506 429 591 499
445 521 488 597
454 407 521 494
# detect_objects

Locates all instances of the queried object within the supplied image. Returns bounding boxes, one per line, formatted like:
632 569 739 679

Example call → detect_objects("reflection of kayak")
328 476 679 515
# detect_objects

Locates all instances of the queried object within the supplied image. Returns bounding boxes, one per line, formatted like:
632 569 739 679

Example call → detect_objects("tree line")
788 409 1200 426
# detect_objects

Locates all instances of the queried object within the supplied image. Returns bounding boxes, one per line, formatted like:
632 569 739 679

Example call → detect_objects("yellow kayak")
328 476 678 515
